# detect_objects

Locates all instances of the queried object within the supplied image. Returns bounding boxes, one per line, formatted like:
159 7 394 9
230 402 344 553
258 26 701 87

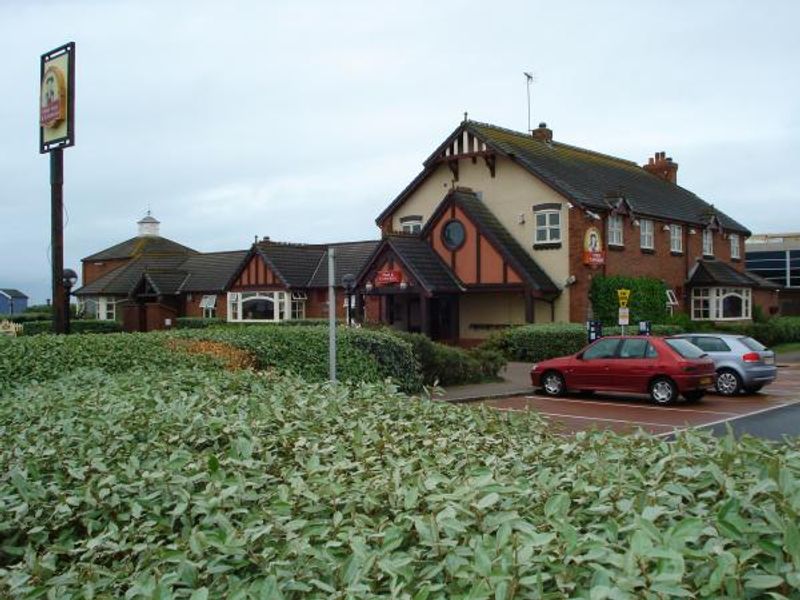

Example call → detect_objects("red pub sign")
375 270 402 285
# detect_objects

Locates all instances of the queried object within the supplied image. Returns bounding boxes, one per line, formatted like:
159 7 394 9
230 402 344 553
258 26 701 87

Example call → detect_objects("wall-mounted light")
689 228 697 235
662 224 671 232
399 281 408 290
633 219 640 227
518 213 526 225
564 275 577 287
365 282 374 292
586 210 601 221
567 202 575 209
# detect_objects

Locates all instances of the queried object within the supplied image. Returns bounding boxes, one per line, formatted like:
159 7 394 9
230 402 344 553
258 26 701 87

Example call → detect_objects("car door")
567 338 621 390
611 338 660 393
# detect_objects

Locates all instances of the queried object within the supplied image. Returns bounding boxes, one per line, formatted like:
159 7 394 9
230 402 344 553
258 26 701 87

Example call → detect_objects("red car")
530 336 716 405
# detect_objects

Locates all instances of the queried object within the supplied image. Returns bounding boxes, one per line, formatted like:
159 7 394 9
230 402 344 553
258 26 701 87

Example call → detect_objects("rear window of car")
692 337 731 352
665 338 707 359
740 337 767 351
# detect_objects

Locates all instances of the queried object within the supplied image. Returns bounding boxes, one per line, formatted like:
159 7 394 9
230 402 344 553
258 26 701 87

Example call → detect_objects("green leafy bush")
175 317 223 329
19 319 123 336
391 331 503 386
1 312 51 323
173 325 422 393
590 275 668 325
2 368 799 598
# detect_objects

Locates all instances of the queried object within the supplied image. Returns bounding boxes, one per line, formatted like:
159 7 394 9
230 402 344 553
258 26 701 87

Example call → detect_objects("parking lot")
480 365 800 437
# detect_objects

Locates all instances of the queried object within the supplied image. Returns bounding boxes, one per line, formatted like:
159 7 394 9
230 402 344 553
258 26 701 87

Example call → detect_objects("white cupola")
137 211 160 237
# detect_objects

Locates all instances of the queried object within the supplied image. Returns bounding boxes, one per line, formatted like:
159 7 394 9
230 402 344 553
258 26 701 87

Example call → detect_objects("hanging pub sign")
375 270 402 285
40 42 75 153
582 226 605 266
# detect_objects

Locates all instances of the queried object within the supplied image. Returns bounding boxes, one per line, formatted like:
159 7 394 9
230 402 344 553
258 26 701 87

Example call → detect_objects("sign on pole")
618 307 630 326
617 288 631 308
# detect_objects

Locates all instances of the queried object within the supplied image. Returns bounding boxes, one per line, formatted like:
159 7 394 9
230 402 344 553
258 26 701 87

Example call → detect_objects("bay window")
227 291 290 322
691 287 751 321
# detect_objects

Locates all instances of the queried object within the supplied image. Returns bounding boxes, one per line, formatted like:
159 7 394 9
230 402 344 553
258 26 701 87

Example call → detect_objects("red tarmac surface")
481 365 800 436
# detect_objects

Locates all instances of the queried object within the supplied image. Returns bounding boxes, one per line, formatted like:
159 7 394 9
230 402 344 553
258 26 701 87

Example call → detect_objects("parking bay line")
521 395 741 416
497 407 680 430
658 401 793 438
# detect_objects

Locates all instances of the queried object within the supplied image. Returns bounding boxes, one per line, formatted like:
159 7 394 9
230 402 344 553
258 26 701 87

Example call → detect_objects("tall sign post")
40 42 76 334
617 288 631 335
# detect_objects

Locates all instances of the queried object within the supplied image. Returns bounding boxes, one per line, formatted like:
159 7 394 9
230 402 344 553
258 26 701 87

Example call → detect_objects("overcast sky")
2 1 799 303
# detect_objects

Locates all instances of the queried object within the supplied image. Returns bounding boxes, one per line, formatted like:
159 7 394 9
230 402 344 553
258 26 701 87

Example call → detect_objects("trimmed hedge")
19 319 123 336
174 317 223 329
172 325 422 393
392 331 504 386
484 323 685 362
590 275 669 325
1 312 51 323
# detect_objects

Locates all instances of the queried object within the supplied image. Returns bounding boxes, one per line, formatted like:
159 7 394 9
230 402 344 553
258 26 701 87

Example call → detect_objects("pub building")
75 119 777 341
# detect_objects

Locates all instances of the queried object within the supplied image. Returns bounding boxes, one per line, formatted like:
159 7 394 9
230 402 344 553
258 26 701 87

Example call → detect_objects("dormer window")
400 215 423 234
703 229 714 256
730 233 740 259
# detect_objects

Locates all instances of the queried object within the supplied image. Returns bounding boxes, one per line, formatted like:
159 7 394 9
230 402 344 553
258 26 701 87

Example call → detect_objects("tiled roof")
743 270 781 290
144 271 190 295
0 289 28 299
377 120 749 234
255 242 327 287
380 236 464 293
442 190 559 294
74 255 189 296
179 251 249 292
688 259 760 287
83 235 198 261
308 241 381 288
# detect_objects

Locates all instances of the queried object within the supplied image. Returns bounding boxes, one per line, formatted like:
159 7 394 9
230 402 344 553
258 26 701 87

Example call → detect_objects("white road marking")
497 407 677 429
520 395 740 416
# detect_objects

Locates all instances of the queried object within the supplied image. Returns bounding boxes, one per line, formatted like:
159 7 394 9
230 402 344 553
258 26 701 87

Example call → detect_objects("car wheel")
541 371 566 397
716 369 742 396
650 377 678 405
743 384 764 394
684 390 704 403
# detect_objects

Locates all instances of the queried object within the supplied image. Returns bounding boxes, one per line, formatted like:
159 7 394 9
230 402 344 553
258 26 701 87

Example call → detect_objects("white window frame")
703 229 714 256
199 295 217 319
227 291 291 323
401 217 422 235
291 291 307 320
534 209 561 244
730 233 740 259
639 219 654 249
669 224 683 253
607 214 624 246
691 287 751 321
666 289 679 316
98 296 117 321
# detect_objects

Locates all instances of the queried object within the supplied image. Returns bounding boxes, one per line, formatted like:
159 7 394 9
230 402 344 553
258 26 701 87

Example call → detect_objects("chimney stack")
532 122 553 143
642 151 678 184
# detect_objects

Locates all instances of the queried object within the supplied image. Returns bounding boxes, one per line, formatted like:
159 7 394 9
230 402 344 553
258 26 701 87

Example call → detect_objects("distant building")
746 233 800 315
0 289 28 315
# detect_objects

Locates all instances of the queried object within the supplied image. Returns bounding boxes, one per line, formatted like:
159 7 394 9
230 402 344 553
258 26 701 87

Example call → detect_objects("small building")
0 289 28 315
357 119 776 343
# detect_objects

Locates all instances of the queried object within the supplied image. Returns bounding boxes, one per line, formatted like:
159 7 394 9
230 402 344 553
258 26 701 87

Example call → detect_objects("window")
534 210 561 244
583 338 620 359
703 229 714 256
665 338 707 359
639 219 654 249
400 216 422 234
730 233 740 259
227 291 290 322
291 291 307 320
442 220 466 250
691 337 731 353
98 297 116 321
670 224 683 253
666 289 679 315
607 214 624 246
691 287 751 320
199 295 216 319
618 338 649 359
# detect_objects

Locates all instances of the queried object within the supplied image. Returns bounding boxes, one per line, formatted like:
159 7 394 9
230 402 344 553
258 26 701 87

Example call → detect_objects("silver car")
673 333 777 395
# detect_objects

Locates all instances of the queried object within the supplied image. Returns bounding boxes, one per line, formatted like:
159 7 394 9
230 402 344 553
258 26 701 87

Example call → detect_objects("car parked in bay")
530 336 716 405
671 333 777 396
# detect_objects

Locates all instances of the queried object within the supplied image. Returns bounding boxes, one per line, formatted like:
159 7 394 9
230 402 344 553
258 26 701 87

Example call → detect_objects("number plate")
700 377 713 386
764 356 774 365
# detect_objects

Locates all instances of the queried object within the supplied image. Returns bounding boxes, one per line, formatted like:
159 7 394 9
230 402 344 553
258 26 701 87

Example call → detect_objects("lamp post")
62 268 78 334
342 274 355 326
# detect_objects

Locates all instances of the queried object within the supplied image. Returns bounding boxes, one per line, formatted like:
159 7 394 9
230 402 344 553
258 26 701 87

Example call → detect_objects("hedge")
1 312 51 323
484 323 685 362
590 275 668 325
2 368 799 597
18 319 123 336
392 331 504 386
174 317 224 329
171 325 422 393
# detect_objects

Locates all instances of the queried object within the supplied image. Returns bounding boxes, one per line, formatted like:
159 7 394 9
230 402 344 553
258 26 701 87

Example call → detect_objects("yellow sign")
617 288 631 308
40 64 67 128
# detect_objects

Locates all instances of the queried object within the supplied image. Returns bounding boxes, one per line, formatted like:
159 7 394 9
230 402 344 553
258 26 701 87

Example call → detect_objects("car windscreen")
665 338 707 359
740 337 767 351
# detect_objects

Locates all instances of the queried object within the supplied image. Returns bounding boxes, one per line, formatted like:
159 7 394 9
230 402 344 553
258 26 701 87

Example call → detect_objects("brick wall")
184 293 228 320
82 258 129 286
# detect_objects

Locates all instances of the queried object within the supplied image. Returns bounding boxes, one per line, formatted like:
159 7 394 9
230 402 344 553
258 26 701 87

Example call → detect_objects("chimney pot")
532 122 553 143
643 151 678 184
